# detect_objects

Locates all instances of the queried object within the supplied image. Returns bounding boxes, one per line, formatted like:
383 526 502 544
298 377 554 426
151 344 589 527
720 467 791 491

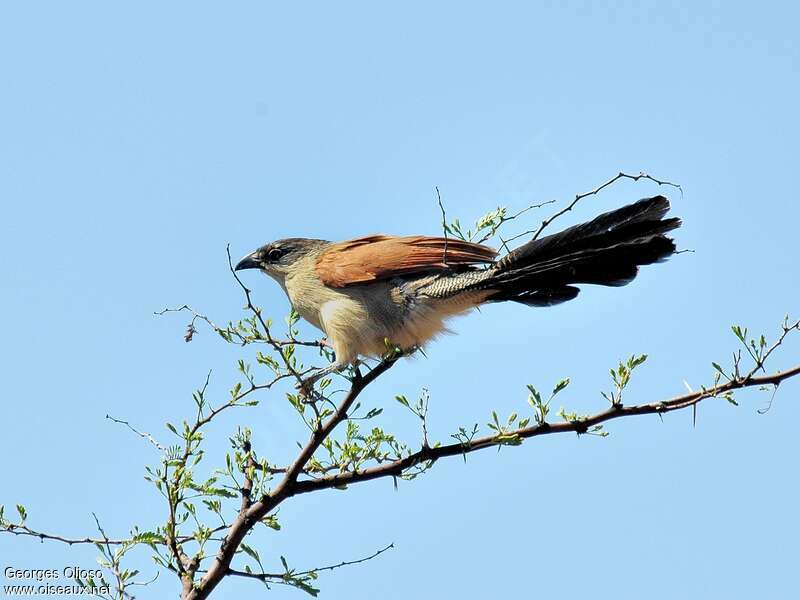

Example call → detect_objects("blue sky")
1 2 798 598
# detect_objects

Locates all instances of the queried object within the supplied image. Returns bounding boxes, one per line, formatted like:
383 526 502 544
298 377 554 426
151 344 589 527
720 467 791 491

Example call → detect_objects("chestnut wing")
316 235 498 287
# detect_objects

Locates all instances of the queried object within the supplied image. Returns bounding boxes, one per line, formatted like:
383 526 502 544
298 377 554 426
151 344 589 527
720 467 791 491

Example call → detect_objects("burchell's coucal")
236 195 680 384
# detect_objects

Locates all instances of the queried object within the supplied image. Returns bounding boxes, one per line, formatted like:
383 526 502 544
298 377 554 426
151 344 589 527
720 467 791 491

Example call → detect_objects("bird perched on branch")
236 195 681 386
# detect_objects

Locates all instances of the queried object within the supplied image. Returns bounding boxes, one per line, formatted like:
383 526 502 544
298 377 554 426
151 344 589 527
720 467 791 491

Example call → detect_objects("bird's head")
235 238 329 285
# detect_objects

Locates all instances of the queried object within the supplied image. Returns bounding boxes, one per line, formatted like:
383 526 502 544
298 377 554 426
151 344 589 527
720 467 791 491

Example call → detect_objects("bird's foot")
295 363 338 399
295 376 318 400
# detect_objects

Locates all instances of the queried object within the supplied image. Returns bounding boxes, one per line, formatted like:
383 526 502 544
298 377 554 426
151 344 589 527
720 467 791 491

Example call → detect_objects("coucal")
236 195 681 385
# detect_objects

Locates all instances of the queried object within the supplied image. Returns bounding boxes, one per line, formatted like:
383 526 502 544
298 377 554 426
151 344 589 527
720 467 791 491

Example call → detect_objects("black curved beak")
235 253 261 271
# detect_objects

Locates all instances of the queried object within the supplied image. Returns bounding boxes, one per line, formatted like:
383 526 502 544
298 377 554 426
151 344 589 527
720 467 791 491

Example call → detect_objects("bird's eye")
267 248 283 262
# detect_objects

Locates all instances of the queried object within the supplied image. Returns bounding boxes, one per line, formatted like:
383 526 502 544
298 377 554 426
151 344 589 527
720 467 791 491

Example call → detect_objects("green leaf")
132 531 165 545
552 378 570 396
16 504 26 523
261 515 281 530
526 384 542 406
241 543 260 564
203 487 237 498
629 354 647 369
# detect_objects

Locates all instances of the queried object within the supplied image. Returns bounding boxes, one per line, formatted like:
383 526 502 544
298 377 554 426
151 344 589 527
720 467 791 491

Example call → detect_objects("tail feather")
486 195 681 306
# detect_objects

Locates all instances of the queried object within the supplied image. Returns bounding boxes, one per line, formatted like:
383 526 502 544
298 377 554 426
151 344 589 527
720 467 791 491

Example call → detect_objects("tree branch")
6 170 794 600
0 525 133 546
502 171 682 246
106 414 166 452
186 355 402 599
224 542 394 582
155 305 324 348
290 364 800 495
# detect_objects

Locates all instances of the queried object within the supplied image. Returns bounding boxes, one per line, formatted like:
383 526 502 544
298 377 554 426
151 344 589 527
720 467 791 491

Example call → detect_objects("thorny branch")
185 354 402 600
106 414 166 452
293 364 800 495
178 304 799 599
0 526 134 547
434 171 680 253
435 186 448 263
224 245 330 389
0 523 223 548
224 543 394 582
155 305 324 349
502 171 682 246
3 171 797 600
476 199 556 247
92 513 131 600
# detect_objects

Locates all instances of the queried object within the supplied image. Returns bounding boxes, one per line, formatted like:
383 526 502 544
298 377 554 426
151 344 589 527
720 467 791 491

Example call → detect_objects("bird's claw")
295 377 314 397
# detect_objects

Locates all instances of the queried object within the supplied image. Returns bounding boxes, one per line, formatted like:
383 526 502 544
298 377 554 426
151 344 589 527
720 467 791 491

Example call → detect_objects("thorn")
682 381 697 428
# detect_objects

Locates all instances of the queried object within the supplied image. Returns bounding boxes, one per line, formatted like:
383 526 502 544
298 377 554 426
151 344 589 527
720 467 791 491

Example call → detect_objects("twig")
93 513 132 599
155 305 322 348
225 543 394 581
502 171 682 246
435 186 448 264
187 355 401 600
106 415 166 452
291 364 800 494
0 525 133 546
475 199 556 244
225 245 308 386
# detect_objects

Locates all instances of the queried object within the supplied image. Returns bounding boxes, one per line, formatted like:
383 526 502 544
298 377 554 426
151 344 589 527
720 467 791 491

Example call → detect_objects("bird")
235 195 681 387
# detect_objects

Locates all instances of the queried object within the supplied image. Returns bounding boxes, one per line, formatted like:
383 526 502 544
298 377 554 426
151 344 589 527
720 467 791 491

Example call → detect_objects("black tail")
486 195 681 306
